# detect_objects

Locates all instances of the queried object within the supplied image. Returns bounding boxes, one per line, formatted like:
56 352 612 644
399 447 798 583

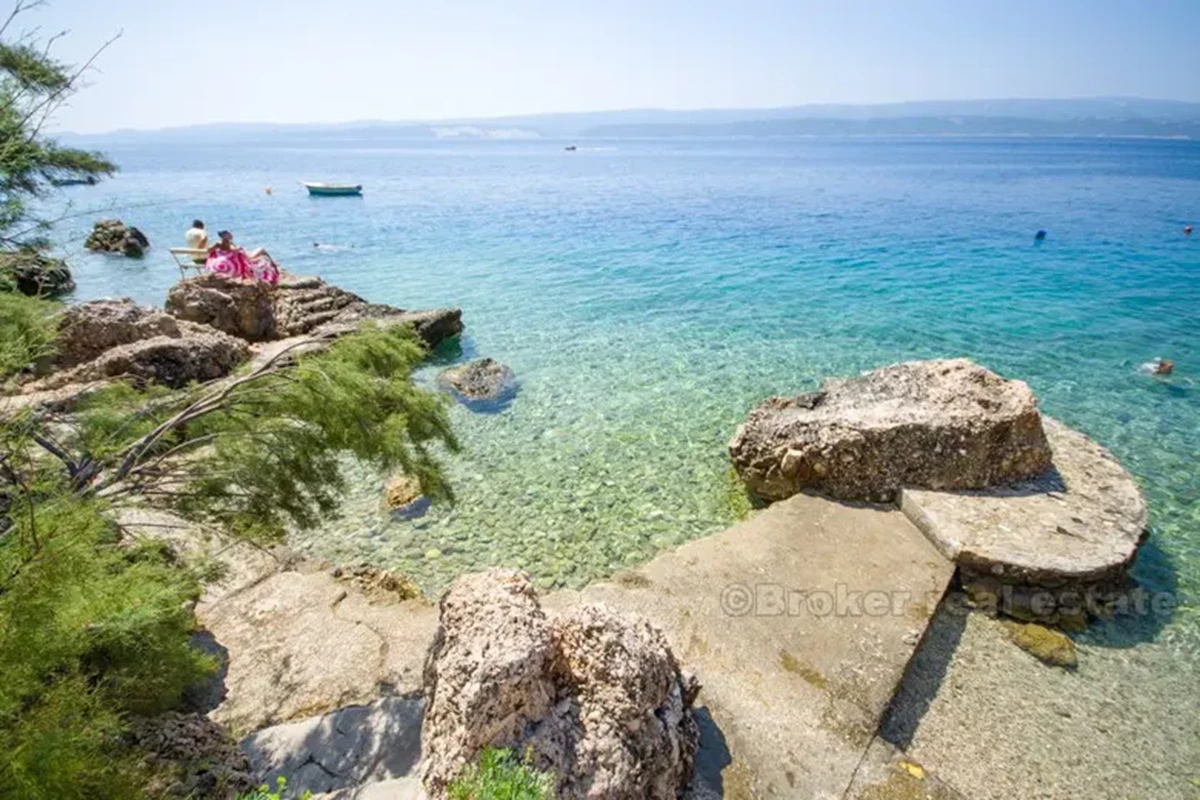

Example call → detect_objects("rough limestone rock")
421 569 698 800
132 712 255 798
54 298 183 369
901 416 1147 624
0 249 75 296
165 274 462 348
729 358 1052 502
437 358 515 404
85 218 149 257
39 326 249 390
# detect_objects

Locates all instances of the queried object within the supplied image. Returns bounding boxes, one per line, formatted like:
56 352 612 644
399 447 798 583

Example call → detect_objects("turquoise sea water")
56 136 1200 642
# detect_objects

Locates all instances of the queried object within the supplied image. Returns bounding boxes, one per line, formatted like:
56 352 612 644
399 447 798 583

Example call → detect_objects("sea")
54 135 1200 649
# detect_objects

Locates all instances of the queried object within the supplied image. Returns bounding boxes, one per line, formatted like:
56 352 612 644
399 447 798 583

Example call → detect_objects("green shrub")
0 488 214 799
448 748 556 800
0 290 59 386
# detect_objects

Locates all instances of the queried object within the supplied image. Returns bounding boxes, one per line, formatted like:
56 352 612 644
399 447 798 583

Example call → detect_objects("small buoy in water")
1186 225 1194 236
265 186 272 195
1034 229 1047 241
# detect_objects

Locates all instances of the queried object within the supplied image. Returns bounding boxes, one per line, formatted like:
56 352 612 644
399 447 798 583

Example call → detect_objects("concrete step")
544 492 956 799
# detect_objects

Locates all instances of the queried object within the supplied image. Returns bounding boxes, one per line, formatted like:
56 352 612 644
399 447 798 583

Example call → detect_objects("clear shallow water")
55 136 1200 642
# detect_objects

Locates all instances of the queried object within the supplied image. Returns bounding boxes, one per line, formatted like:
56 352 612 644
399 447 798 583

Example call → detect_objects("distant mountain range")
64 98 1200 143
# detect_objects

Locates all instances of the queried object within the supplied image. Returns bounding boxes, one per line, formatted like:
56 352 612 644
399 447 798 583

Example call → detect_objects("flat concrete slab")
901 417 1146 613
543 493 955 799
241 697 425 800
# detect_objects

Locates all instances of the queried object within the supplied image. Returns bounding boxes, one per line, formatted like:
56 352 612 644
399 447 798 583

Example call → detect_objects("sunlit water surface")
57 137 1200 653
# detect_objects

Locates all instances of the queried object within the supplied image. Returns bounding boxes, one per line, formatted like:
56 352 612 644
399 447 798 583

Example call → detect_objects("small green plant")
448 747 555 800
235 775 313 800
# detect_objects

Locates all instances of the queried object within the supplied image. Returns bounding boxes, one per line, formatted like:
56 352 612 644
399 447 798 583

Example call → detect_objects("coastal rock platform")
901 416 1148 622
165 274 463 349
729 359 1052 502
29 297 251 391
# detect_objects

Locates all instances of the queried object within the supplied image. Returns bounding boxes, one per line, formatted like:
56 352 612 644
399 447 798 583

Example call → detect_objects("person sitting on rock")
185 220 208 264
205 230 280 284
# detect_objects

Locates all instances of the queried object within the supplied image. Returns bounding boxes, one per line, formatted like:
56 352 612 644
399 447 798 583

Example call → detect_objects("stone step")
543 492 956 799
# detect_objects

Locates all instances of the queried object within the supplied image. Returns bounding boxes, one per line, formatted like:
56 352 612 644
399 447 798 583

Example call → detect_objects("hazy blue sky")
27 0 1200 133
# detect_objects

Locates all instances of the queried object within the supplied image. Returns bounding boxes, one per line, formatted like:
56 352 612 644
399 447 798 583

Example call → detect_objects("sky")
22 0 1200 133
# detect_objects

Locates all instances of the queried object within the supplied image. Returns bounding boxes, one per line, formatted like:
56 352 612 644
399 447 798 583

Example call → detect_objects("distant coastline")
60 96 1200 143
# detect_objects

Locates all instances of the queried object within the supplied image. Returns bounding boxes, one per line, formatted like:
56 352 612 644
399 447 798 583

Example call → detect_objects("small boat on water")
303 181 363 197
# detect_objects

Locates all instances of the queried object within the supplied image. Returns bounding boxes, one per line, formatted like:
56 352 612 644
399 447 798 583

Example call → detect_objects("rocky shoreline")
7 274 1170 798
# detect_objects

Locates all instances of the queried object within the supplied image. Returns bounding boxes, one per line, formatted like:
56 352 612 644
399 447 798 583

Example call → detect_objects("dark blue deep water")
54 136 1200 640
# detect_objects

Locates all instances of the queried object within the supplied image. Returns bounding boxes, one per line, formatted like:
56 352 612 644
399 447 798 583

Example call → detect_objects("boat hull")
303 183 363 197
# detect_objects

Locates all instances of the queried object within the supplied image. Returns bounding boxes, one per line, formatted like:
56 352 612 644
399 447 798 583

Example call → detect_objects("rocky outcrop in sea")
12 275 464 399
730 358 1149 625
35 298 249 390
165 273 463 348
85 218 150 258
729 358 1052 502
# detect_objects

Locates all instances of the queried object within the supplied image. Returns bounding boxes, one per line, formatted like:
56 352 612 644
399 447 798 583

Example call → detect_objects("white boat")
303 181 363 197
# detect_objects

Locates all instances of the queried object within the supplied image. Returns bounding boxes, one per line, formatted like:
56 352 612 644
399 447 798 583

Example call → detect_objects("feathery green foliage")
0 289 58 384
448 748 556 800
0 1 116 293
0 3 116 245
0 419 214 799
73 324 459 541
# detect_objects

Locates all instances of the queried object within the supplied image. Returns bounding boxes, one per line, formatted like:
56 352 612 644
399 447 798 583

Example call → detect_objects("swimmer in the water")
1138 358 1175 376
1186 225 1194 236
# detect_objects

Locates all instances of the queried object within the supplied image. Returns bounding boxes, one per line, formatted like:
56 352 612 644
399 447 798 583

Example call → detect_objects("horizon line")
58 94 1200 137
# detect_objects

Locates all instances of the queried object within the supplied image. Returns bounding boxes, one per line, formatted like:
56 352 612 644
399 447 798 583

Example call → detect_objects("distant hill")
62 98 1200 143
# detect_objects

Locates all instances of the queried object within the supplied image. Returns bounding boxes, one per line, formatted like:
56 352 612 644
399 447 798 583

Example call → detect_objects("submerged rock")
383 475 422 510
1002 621 1077 668
165 273 463 348
382 474 429 519
85 218 149 258
437 358 515 404
421 568 699 800
729 358 1052 502
0 249 75 296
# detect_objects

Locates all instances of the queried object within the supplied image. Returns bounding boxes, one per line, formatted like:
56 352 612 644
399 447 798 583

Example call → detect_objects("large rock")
54 298 183 369
40 327 249 390
165 274 462 348
420 569 698 800
729 358 1052 502
0 249 75 296
85 218 149 258
437 358 515 405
